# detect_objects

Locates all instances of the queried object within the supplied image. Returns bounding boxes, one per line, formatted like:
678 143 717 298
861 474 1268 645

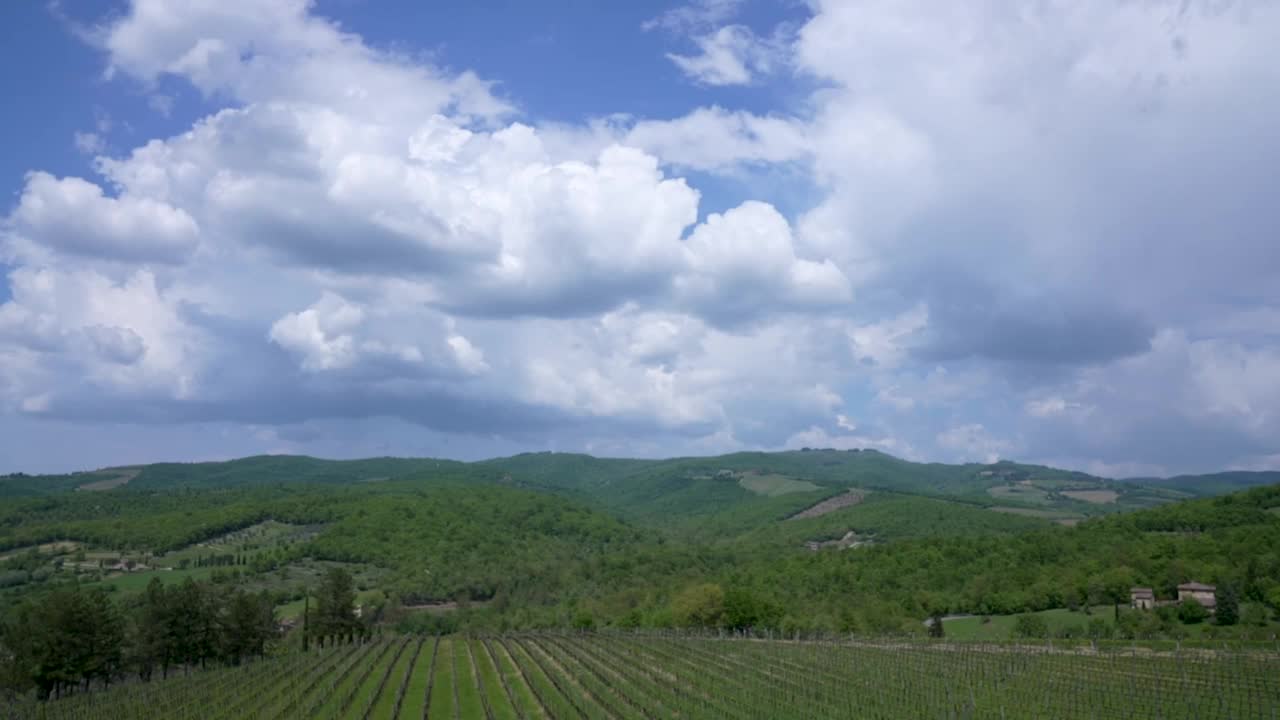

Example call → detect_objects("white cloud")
846 305 927 368
625 107 810 172
269 293 364 372
0 267 198 405
1025 396 1092 418
667 25 781 86
74 131 105 155
9 172 199 264
936 423 1011 464
101 0 510 122
784 425 917 459
147 94 174 116
643 0 744 34
677 201 851 325
447 334 489 375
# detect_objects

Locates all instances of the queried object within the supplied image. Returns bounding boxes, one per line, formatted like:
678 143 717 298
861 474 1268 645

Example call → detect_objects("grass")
488 638 545 718
471 639 519 720
988 506 1083 522
75 468 140 491
372 637 418 718
396 637 436 720
454 638 486 718
87 566 215 593
428 638 456 719
1061 489 1119 504
941 607 1117 640
275 588 384 620
940 605 1280 641
987 484 1053 504
737 472 822 497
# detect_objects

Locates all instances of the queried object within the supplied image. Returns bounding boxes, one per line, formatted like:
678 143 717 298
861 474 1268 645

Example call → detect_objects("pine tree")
314 567 357 645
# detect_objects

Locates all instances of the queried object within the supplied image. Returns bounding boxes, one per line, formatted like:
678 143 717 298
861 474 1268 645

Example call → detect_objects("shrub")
1177 598 1209 624
1013 613 1049 638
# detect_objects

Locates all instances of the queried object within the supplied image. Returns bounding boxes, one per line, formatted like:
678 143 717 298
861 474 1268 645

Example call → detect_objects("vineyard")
10 633 1278 719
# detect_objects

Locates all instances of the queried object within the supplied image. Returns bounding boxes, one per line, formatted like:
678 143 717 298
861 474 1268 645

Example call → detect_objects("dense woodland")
2 452 1279 701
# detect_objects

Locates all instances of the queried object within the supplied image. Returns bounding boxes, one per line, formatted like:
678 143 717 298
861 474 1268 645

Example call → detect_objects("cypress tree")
1216 585 1239 626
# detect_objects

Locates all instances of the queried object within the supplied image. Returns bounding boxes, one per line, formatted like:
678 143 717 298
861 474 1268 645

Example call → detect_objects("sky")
1 0 1278 476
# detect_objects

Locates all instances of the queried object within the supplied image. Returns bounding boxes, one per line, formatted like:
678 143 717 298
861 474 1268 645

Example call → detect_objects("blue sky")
1 0 1278 476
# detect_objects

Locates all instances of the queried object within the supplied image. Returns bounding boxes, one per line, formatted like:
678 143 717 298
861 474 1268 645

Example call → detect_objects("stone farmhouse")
1177 582 1217 611
1128 581 1216 612
1129 587 1155 610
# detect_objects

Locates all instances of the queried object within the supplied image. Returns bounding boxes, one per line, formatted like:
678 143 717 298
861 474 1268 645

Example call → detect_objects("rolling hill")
5 450 1278 531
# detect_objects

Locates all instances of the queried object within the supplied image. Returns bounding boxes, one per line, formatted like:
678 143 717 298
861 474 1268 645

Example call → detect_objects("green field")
737 472 822 496
941 607 1117 640
12 633 1276 719
87 565 216 593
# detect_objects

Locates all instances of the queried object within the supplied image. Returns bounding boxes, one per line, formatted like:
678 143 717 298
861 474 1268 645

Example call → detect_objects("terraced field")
13 634 1278 719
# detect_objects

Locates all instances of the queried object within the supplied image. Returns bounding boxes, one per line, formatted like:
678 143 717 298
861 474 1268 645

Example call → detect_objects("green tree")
928 613 945 638
1013 613 1049 639
1177 598 1209 624
314 567 358 645
671 583 725 628
722 587 778 631
1215 586 1239 626
130 578 171 681
10 586 123 699
221 589 276 664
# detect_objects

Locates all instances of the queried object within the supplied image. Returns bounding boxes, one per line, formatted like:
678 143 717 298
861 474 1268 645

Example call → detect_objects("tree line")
0 567 361 703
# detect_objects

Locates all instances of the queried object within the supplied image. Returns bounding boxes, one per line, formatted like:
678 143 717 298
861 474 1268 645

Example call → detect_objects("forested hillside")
3 456 1279 637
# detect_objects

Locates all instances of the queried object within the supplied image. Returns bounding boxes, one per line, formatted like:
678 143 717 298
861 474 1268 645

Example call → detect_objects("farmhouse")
1177 581 1216 611
1129 587 1155 610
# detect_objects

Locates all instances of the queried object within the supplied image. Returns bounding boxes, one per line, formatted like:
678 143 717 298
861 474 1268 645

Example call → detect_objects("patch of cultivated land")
988 506 1083 525
20 633 1277 719
737 471 821 497
0 540 82 561
76 467 141 491
788 489 866 520
987 484 1052 504
1061 489 1119 504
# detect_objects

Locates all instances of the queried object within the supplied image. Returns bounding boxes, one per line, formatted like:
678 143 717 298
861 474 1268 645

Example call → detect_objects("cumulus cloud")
270 293 364 372
676 201 851 326
625 107 810 172
9 172 199 264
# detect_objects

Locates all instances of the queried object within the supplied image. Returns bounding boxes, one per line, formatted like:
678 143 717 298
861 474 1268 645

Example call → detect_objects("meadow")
11 632 1276 719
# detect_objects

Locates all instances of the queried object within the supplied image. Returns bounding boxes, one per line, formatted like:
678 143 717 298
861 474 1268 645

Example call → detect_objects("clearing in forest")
76 467 141 491
788 489 866 520
737 471 821 497
1061 489 1119 504
988 506 1083 524
987 484 1052 504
